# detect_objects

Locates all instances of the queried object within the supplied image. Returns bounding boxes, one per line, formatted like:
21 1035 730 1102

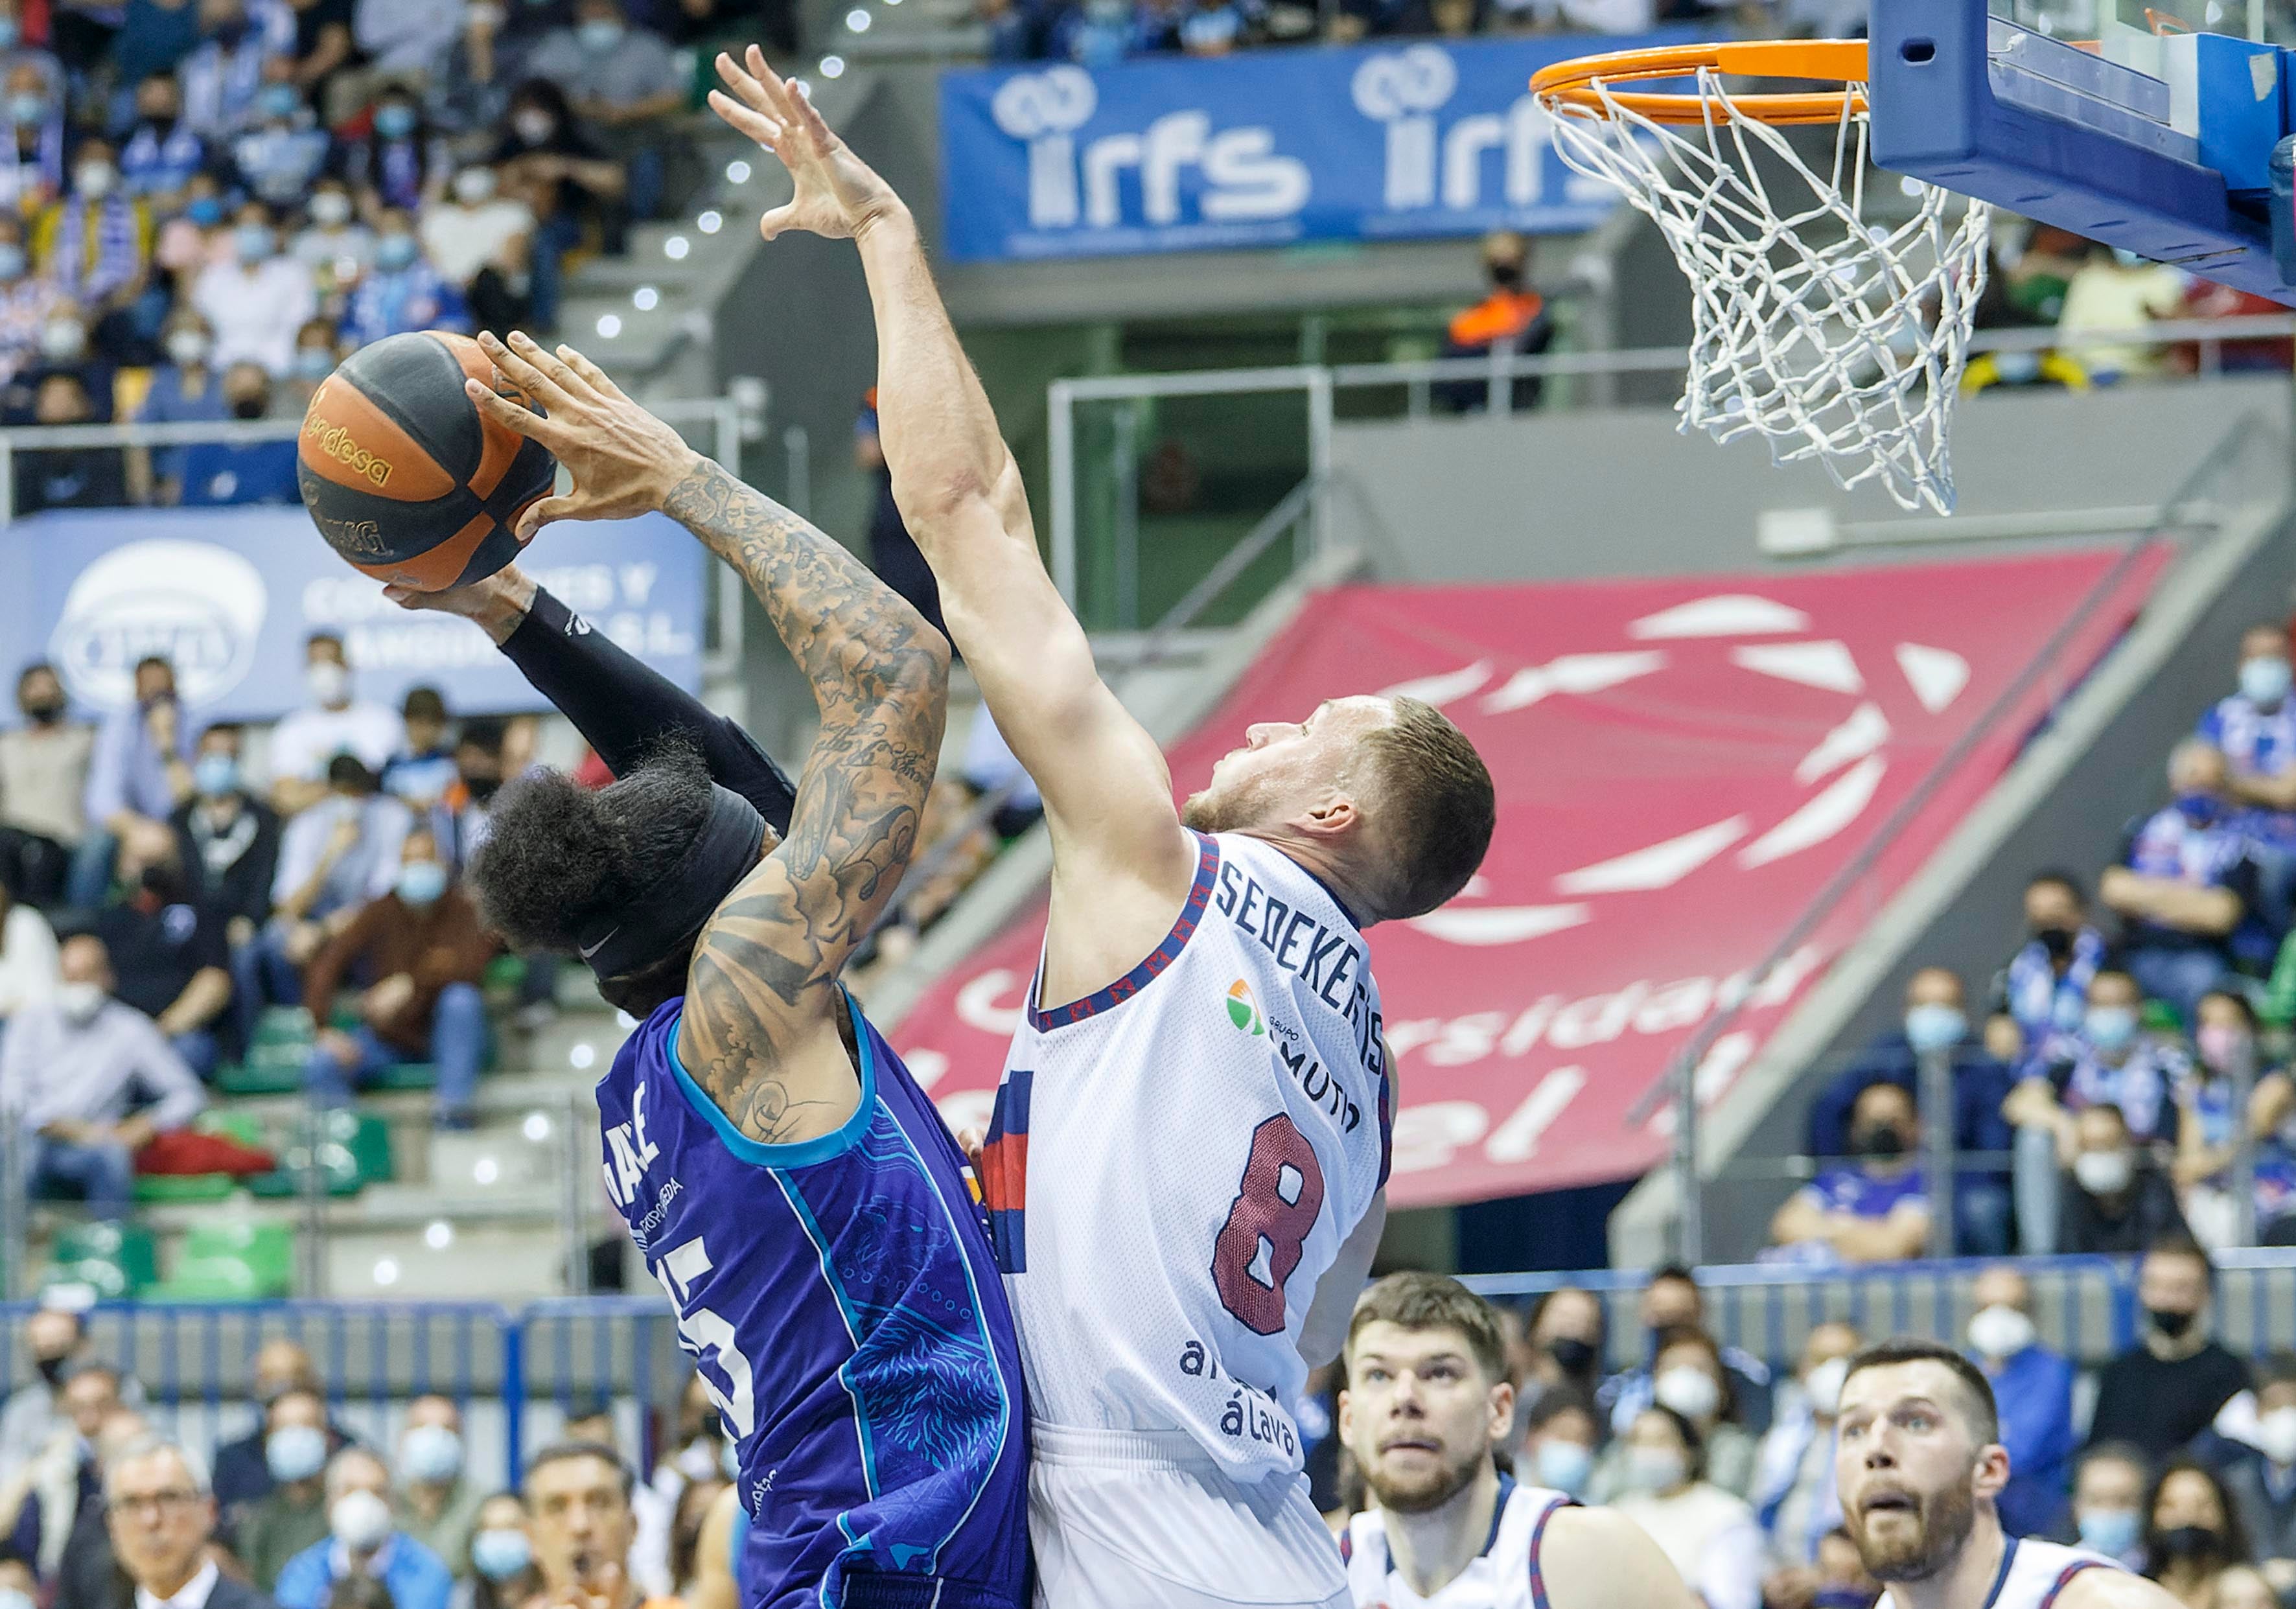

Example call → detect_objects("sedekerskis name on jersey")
1213 860 1384 1080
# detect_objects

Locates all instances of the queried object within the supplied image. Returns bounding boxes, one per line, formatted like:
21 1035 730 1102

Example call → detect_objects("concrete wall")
1327 377 2293 582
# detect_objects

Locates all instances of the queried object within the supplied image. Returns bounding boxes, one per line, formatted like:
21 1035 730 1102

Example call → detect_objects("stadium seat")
43 1221 157 1299
147 1221 294 1302
218 1006 319 1096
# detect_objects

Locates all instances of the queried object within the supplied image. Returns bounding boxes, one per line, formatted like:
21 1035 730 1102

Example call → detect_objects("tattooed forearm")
662 457 949 1142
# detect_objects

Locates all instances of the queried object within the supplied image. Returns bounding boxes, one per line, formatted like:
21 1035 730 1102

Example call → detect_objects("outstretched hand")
707 45 905 243
460 331 700 541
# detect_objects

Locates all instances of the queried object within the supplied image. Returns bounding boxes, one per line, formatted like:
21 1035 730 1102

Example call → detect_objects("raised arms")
708 53 1200 1004
468 332 947 1144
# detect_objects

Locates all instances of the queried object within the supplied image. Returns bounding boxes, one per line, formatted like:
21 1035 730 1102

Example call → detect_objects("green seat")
484 955 526 994
216 1060 303 1096
251 1007 314 1052
150 1221 294 1300
369 1062 437 1093
197 1109 266 1148
133 1175 237 1204
327 1111 393 1185
43 1222 157 1297
145 1260 264 1302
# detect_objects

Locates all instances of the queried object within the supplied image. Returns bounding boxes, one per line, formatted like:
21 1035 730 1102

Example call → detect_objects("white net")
1538 67 1991 514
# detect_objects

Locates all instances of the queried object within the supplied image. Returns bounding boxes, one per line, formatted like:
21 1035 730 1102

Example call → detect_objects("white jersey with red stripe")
1341 1479 1574 1608
978 829 1393 1487
1876 1538 2120 1609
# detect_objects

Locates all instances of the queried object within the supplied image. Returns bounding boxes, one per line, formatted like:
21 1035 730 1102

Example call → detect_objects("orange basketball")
297 330 558 592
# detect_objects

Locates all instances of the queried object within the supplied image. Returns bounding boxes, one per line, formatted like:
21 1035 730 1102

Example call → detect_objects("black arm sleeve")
499 586 798 833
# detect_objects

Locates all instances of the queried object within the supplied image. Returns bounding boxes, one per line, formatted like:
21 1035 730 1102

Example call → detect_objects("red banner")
890 550 2167 1207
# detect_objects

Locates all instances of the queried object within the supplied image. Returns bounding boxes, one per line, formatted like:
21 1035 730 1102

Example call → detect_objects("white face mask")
2074 1149 2134 1197
38 318 84 361
56 980 103 1024
1623 1446 1687 1495
1803 1356 1848 1418
165 330 209 368
306 660 349 706
309 191 352 227
1966 1304 2037 1361
329 1488 393 1552
73 162 113 199
453 167 496 204
1652 1365 1721 1423
2258 1406 2296 1468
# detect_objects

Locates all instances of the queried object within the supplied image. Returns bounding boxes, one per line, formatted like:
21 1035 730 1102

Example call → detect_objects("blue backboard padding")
1870 0 2295 305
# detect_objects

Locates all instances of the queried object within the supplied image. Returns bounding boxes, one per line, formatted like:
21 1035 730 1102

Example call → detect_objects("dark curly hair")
468 736 721 1015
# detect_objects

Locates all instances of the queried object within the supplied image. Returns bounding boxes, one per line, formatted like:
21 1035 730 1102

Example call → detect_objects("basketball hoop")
1531 41 1991 515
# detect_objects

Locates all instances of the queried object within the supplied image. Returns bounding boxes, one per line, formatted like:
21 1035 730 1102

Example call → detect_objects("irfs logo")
990 64 1310 233
48 539 268 712
1350 43 1610 215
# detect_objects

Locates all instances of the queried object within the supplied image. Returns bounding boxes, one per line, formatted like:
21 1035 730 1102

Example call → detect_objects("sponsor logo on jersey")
1212 859 1384 1077
301 414 394 485
1224 978 1263 1036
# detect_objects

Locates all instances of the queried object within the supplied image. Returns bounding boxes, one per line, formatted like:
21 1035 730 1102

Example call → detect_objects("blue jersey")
597 993 1029 1609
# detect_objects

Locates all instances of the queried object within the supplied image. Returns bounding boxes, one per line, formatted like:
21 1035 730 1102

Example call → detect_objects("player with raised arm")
426 331 1028 1609
1338 1273 1693 1609
709 51 1495 1608
1836 1340 2179 1609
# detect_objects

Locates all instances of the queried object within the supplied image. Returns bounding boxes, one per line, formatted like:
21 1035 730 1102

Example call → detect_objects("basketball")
297 329 559 592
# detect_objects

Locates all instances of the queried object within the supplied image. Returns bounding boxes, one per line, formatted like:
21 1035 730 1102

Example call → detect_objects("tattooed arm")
465 332 949 1145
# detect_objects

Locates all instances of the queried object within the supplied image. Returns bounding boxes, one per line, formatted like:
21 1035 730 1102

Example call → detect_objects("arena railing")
1045 312 2296 631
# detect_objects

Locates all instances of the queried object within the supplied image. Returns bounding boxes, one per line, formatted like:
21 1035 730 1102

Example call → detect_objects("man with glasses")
107 1438 279 1609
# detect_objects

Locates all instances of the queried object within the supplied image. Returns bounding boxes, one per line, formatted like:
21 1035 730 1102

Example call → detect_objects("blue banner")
0 507 707 724
938 33 1691 262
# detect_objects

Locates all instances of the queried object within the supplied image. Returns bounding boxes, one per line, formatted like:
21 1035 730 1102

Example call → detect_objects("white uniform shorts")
1028 1425 1350 1609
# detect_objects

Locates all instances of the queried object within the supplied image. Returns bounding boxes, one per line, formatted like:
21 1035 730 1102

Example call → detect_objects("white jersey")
1342 1480 1574 1609
980 830 1392 1485
1876 1538 2120 1609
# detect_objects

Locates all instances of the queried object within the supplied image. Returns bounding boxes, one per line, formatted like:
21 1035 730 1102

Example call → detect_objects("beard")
1363 1439 1485 1516
1850 1475 1978 1584
1181 765 1279 835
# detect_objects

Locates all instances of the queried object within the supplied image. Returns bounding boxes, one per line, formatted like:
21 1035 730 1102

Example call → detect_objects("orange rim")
1530 39 1870 126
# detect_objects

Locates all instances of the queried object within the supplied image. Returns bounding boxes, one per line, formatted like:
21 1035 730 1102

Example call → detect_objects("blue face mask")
294 347 334 380
470 1529 531 1582
396 861 449 907
2085 1004 2138 1054
2078 1506 2141 1558
2242 656 2292 709
7 92 46 126
1533 1439 1594 1497
0 18 21 48
194 756 239 797
186 196 223 227
259 83 300 119
375 234 417 272
266 1425 327 1484
576 17 623 47
2177 792 2225 828
1903 1002 1967 1056
375 103 417 139
234 223 272 262
0 245 26 281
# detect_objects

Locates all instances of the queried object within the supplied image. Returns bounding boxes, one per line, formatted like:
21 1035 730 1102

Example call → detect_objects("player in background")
1835 1341 2177 1609
405 331 1028 1609
1338 1272 1691 1609
708 52 1492 1608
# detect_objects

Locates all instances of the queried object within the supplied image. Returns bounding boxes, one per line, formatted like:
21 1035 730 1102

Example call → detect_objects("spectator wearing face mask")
2172 990 2292 1249
340 210 469 349
2144 1457 2251 1609
2223 1357 2296 1595
338 89 439 216
73 654 194 910
2007 967 2190 1253
1515 1285 1605 1433
1805 967 2015 1256
0 6 61 115
16 372 124 513
1590 1328 1754 1501
522 0 678 243
1597 1266 1771 1439
491 78 620 330
303 828 493 1130
230 69 330 210
130 308 226 505
0 213 64 388
419 163 531 292
465 1493 535 1609
290 179 375 303
393 1396 480 1572
275 1447 452 1609
1519 1390 1597 1503
176 362 300 505
283 320 340 413
32 139 153 360
1768 1082 1933 1264
1607 1407 1763 1609
0 60 62 214
2059 1103 2192 1256
1752 1321 1860 1574
2089 1239 2253 1461
180 0 292 137
1991 873 2116 1069
192 203 318 375
1963 1264 2074 1539
0 660 93 909
0 1311 99 1485
2103 741 2262 1021
378 688 454 815
255 757 408 1018
3 1365 127 1584
0 933 203 1220
213 1342 353 1518
2064 1443 2150 1568
2202 624 2296 921
89 826 233 1080
237 1392 341 1591
120 73 209 203
1436 229 1551 413
268 636 405 820
170 723 279 969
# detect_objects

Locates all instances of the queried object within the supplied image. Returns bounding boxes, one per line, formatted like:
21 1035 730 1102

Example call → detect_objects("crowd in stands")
0 0 777 517
1290 1248 2296 1609
1763 616 2296 1266
0 1319 712 1609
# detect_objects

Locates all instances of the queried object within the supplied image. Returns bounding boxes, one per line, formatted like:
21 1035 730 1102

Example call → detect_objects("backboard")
1868 0 2296 302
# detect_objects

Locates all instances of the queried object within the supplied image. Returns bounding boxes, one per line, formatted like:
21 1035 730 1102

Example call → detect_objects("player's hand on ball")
462 331 701 539
383 565 538 646
709 45 903 242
